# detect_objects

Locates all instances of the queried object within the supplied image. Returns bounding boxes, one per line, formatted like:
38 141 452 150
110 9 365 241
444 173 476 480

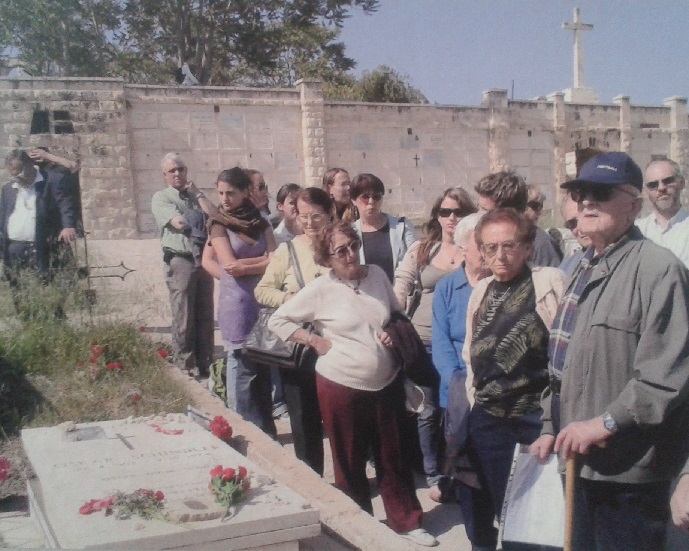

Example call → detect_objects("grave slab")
21 415 319 550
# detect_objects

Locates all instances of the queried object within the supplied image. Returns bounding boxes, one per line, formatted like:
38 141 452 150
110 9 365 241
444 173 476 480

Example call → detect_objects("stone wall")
0 77 686 317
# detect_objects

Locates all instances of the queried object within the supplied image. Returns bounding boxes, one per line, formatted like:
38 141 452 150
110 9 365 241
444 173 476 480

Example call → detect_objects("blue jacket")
431 264 473 409
0 168 78 275
353 214 416 271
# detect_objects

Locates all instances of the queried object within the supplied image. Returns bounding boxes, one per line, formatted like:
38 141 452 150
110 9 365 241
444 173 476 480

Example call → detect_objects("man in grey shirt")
151 153 214 377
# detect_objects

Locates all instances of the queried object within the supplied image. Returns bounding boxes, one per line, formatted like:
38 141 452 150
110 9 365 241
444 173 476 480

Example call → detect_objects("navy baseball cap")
561 152 643 191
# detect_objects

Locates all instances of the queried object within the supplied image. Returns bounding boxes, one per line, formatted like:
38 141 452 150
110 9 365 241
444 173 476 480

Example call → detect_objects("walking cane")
564 455 577 551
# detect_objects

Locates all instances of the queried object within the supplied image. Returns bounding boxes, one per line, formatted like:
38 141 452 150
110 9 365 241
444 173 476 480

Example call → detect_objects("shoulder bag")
242 241 316 369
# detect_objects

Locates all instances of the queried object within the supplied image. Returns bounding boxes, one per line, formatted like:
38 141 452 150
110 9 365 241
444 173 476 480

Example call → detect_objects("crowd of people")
4 145 689 550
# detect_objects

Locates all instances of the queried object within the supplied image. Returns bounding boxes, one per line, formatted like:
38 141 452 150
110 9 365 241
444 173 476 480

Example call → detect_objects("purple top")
217 229 266 346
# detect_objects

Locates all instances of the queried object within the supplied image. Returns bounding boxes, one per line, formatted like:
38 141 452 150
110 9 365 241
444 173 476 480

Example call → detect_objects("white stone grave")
21 414 320 550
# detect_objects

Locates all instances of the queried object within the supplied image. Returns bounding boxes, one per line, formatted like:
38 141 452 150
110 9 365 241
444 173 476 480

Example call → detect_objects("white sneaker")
401 528 438 547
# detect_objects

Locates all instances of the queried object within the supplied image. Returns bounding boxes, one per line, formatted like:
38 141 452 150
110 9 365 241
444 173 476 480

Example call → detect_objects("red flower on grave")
157 349 169 359
222 467 236 481
155 491 165 502
210 465 224 478
208 464 250 510
106 362 118 371
0 457 11 470
132 393 141 402
92 348 103 356
209 416 233 443
237 466 247 480
79 501 95 515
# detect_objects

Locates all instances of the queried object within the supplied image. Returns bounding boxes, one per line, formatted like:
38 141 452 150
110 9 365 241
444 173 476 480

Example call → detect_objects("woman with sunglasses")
255 187 334 475
462 208 563 550
351 173 417 282
393 187 477 492
269 221 438 547
322 167 357 223
201 167 277 436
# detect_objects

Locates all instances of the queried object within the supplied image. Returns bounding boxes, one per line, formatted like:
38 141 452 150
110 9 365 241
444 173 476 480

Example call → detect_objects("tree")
0 0 379 86
325 65 428 103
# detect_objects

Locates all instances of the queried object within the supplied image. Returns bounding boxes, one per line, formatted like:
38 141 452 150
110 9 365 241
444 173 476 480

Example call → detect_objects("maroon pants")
316 373 423 533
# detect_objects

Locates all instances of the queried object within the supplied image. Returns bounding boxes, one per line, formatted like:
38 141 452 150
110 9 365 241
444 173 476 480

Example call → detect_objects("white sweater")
268 265 403 391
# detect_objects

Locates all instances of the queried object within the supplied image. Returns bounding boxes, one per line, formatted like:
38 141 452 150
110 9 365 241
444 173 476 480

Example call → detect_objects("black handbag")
242 241 316 369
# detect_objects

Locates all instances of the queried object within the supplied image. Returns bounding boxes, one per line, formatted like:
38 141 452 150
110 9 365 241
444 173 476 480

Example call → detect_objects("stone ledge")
166 367 421 551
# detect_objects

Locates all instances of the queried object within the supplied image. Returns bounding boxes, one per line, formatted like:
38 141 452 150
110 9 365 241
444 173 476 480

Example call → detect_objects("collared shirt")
636 208 689 268
7 171 43 242
548 234 631 385
151 186 196 253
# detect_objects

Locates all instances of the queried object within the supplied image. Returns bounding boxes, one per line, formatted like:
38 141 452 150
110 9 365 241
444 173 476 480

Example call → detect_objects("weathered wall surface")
0 77 686 316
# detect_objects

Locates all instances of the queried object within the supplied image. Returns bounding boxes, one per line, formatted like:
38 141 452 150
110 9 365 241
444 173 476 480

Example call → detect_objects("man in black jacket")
0 149 78 312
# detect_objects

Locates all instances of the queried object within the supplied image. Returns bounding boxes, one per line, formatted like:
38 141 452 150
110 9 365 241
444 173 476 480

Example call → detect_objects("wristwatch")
602 412 618 434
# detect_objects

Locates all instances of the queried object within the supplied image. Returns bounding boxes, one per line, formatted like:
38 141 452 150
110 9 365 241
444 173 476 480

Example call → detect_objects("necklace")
339 277 361 294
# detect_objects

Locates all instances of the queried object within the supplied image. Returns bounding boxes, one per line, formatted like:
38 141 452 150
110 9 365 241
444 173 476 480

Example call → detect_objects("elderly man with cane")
530 152 689 551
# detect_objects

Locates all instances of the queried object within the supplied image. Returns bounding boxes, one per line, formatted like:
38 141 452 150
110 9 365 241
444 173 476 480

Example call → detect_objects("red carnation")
155 491 165 502
106 362 118 370
157 349 169 359
92 348 103 356
237 466 248 480
210 465 223 478
210 416 233 442
0 457 11 470
222 467 236 481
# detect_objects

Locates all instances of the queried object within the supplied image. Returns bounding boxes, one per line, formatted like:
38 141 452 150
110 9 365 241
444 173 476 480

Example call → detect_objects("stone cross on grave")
562 7 593 89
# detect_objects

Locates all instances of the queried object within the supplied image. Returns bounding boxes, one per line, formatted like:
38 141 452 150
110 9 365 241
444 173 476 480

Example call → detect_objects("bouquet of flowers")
79 488 166 520
209 416 233 443
208 465 250 518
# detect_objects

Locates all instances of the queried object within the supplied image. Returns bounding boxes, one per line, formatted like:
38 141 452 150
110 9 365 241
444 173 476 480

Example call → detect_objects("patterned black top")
470 267 549 418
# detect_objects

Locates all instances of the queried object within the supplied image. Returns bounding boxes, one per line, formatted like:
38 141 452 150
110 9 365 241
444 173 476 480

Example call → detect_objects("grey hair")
160 152 186 170
454 212 484 249
645 158 684 185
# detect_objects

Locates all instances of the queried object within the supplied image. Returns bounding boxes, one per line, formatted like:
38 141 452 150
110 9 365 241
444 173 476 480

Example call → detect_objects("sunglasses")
166 166 186 174
330 240 361 259
480 241 522 258
564 218 578 231
438 208 466 218
527 201 543 212
569 186 638 203
645 176 676 190
358 193 383 202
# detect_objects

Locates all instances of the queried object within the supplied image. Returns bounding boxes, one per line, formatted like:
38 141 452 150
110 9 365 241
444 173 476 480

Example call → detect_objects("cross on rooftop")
562 7 593 89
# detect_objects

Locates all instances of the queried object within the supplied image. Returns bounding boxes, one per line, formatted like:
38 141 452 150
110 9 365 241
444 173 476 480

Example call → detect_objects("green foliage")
325 65 428 103
0 0 379 86
0 276 191 435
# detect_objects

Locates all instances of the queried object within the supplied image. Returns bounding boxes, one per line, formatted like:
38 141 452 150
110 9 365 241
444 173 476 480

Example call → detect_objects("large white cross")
562 8 593 89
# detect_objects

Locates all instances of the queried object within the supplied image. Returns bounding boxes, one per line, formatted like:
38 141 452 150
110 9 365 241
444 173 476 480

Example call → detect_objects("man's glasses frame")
645 176 676 190
569 186 638 203
480 241 523 258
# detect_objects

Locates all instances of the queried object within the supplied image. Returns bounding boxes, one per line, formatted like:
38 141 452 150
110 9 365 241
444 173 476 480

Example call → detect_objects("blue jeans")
224 343 238 411
234 350 276 438
572 478 670 551
417 344 441 484
468 404 542 551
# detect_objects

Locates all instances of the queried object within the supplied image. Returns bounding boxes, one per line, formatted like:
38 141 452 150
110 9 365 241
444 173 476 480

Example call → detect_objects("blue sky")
340 0 689 106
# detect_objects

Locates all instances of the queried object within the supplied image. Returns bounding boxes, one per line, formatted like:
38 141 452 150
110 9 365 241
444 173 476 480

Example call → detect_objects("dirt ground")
0 435 31 504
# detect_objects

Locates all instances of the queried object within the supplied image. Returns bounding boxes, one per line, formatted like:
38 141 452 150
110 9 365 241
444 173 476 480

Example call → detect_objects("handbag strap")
286 240 307 289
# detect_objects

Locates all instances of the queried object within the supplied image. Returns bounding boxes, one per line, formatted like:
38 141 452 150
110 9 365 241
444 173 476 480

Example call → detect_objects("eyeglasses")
298 213 325 224
480 241 522 258
438 208 467 218
330 240 361 259
527 201 543 212
358 193 383 202
569 186 638 203
645 176 676 190
166 166 186 174
564 218 578 231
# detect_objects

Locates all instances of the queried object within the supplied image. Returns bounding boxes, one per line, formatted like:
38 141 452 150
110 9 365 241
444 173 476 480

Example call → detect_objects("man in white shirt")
636 158 689 267
0 150 78 307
